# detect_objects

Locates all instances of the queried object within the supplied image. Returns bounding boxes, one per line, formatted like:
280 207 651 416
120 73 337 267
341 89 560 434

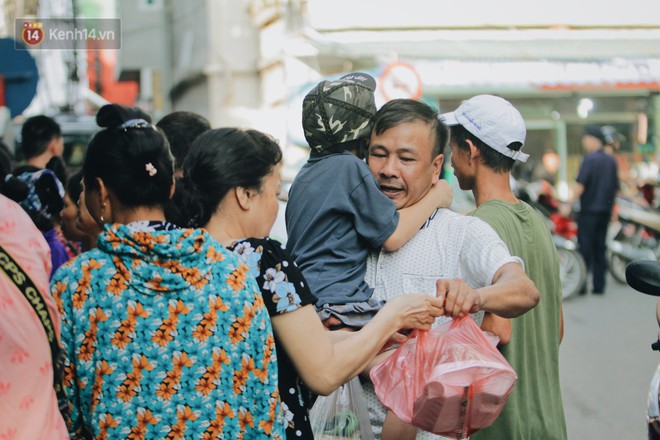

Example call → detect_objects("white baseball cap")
440 95 529 162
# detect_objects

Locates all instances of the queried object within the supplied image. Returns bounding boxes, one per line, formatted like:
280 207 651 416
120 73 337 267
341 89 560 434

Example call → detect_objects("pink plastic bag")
370 316 517 439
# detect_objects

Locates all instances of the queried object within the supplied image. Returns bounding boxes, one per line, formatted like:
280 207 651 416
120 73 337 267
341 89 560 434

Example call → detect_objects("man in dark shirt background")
570 125 620 294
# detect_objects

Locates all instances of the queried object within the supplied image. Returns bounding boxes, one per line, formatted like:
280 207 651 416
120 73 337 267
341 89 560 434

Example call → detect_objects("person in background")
60 170 99 252
360 99 540 440
0 163 69 438
9 168 69 278
168 127 445 440
285 72 450 330
565 125 619 294
442 94 567 440
0 140 14 171
14 115 64 177
75 175 104 248
51 104 284 439
156 110 210 177
7 115 71 276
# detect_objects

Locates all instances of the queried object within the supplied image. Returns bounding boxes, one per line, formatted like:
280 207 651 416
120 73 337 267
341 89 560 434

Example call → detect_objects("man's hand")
428 179 453 209
435 278 482 318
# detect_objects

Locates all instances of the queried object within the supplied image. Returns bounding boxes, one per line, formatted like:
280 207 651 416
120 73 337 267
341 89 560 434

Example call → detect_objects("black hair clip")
118 118 152 131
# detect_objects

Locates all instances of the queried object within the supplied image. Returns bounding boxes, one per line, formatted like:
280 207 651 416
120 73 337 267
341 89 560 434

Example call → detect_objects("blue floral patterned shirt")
229 237 317 440
52 222 285 439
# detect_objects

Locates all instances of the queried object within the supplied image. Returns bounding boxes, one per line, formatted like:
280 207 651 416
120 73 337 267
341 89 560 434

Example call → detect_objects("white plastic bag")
309 376 374 440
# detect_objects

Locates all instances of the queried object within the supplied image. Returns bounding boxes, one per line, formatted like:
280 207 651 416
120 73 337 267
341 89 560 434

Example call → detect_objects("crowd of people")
1 72 581 440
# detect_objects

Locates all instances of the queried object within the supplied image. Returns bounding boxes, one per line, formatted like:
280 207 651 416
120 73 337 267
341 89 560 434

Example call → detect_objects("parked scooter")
608 197 660 284
514 180 587 300
625 259 660 439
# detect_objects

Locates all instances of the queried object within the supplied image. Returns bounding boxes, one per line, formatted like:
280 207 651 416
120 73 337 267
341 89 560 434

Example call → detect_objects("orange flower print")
238 408 255 429
128 408 158 439
78 342 94 361
107 275 128 296
156 382 176 401
157 352 190 401
80 308 108 361
152 300 190 346
116 382 138 402
98 413 119 440
253 292 265 309
196 348 230 395
218 401 235 419
191 235 204 252
192 323 212 342
244 303 256 321
259 417 275 435
129 303 148 319
127 424 147 439
241 356 256 374
72 279 90 309
232 316 251 339
226 272 244 292
139 409 158 425
91 361 114 413
112 303 149 347
202 402 236 440
152 328 172 346
191 298 226 343
166 424 184 440
180 406 198 423
205 245 225 263
212 297 229 313
87 259 102 270
252 367 268 382
165 406 198 440
173 352 193 370
190 275 209 290
233 368 249 394
117 355 152 402
63 364 74 388
229 326 242 344
52 281 67 315
195 377 216 395
111 330 131 348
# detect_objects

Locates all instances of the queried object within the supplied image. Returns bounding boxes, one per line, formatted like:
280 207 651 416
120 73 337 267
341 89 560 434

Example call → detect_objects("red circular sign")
379 62 423 101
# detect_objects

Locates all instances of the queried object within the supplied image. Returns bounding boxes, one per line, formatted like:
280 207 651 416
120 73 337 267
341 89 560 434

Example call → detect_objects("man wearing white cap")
441 95 567 440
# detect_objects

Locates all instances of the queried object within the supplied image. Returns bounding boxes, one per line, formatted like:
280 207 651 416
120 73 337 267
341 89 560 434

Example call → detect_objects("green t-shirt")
470 199 567 440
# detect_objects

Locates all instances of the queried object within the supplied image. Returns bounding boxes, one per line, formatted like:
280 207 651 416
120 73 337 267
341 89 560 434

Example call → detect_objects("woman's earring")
100 202 106 224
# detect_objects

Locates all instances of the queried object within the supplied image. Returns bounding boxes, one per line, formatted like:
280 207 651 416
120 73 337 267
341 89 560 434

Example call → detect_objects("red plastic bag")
370 316 517 439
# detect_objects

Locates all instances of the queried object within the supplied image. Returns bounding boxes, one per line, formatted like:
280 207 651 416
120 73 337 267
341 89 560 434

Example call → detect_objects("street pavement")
560 272 659 439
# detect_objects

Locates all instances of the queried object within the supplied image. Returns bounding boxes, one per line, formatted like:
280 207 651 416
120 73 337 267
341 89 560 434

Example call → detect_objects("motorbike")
608 197 660 284
624 259 660 439
514 180 587 300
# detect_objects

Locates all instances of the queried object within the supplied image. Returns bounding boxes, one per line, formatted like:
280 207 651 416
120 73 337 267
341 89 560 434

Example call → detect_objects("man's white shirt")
363 208 523 439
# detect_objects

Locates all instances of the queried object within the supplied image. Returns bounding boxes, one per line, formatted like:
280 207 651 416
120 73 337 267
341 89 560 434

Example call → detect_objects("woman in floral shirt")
51 104 284 439
168 128 444 439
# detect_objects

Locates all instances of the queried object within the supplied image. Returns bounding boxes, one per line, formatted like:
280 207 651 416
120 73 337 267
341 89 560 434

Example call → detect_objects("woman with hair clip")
168 127 444 440
51 105 284 439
